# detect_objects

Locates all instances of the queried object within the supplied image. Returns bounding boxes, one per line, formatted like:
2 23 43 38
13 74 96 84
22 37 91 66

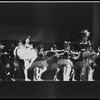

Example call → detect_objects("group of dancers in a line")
0 29 100 81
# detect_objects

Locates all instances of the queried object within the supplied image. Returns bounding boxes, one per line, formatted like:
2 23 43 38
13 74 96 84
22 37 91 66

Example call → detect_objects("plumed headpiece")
64 41 70 48
80 29 91 37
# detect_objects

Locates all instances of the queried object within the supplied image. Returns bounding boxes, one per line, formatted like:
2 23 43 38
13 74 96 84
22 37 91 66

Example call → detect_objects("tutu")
30 60 49 68
17 47 37 61
82 51 96 59
57 59 73 67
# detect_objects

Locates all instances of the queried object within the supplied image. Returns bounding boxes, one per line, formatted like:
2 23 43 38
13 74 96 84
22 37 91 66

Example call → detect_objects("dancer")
88 47 100 81
0 42 6 81
78 29 96 81
70 51 80 81
13 40 25 81
50 45 60 81
57 41 74 81
30 45 48 81
23 36 37 81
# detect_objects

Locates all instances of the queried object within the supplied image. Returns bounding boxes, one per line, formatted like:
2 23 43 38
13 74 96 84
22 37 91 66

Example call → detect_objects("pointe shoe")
64 80 70 81
56 79 60 81
80 79 83 81
54 78 60 81
37 78 43 81
80 79 87 81
88 79 95 81
25 79 31 81
33 79 38 81
72 79 77 81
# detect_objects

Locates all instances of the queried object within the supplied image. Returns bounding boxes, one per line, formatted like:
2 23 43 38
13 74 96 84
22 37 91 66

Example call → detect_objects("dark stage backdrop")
0 25 57 43
0 3 93 49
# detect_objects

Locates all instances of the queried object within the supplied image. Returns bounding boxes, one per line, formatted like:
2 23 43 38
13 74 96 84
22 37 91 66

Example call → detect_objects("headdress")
80 29 91 37
64 41 70 48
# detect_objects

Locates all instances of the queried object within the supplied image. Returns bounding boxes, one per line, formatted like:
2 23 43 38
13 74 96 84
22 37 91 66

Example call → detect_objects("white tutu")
17 47 37 61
